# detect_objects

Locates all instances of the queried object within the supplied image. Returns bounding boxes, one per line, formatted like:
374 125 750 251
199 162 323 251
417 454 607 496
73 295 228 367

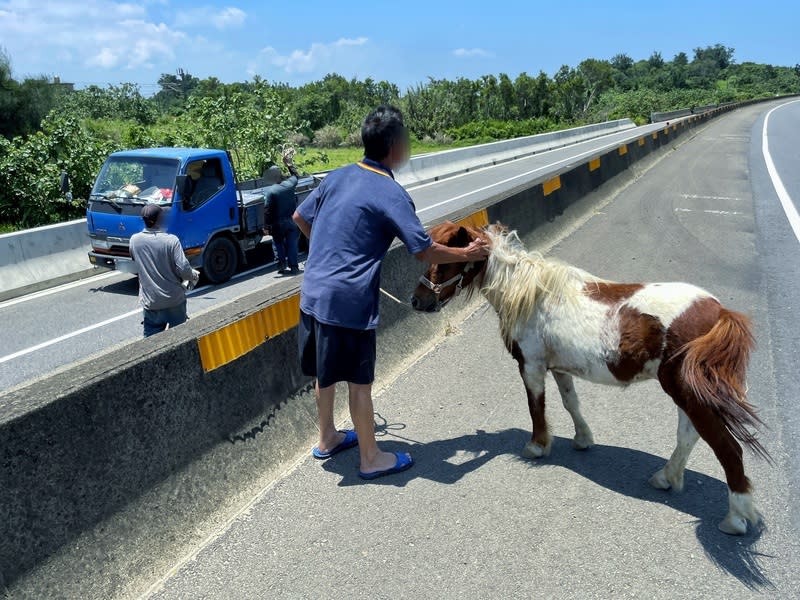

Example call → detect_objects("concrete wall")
0 218 98 302
0 97 782 598
396 118 635 187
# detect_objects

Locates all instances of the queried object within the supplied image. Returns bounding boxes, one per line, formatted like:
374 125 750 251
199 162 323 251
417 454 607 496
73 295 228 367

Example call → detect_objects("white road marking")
0 259 291 364
0 309 141 365
674 208 744 216
679 194 740 201
417 132 642 215
0 270 122 310
762 99 800 244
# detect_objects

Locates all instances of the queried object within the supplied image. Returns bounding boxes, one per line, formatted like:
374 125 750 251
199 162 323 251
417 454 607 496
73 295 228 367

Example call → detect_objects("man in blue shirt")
293 106 488 479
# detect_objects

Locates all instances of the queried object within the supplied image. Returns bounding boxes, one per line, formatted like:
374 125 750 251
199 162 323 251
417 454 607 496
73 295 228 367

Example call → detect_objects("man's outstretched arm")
415 238 488 264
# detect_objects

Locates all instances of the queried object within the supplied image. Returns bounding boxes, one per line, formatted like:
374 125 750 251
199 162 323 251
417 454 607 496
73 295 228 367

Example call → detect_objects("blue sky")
1 0 798 91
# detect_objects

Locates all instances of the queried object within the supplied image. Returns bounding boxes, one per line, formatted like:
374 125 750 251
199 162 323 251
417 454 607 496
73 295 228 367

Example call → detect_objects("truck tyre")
203 236 238 284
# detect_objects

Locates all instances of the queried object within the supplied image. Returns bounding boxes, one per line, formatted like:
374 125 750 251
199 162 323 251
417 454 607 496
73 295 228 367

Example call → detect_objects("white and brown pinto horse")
412 222 769 535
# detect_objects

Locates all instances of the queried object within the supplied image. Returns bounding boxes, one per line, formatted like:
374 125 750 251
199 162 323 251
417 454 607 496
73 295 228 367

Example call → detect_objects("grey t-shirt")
129 229 194 310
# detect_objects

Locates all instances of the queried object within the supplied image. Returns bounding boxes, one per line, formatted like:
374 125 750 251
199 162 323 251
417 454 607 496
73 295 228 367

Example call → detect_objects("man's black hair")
141 203 162 229
361 105 408 162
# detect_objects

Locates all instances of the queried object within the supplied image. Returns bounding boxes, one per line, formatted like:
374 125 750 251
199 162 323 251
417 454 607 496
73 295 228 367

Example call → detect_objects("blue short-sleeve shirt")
297 158 432 330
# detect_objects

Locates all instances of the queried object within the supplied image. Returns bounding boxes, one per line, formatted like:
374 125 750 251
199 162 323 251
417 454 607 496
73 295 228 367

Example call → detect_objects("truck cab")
86 148 316 283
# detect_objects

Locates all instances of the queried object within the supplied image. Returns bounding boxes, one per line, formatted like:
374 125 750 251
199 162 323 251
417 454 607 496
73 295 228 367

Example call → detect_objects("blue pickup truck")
82 147 317 283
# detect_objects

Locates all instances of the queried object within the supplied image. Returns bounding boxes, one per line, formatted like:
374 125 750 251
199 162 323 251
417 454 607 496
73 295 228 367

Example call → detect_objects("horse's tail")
678 308 771 462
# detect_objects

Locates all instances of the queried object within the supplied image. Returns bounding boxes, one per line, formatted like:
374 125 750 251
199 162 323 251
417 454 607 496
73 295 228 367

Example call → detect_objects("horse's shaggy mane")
478 227 597 342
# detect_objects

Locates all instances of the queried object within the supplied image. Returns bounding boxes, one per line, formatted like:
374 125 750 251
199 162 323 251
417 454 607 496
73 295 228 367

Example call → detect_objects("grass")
0 223 18 233
293 139 474 174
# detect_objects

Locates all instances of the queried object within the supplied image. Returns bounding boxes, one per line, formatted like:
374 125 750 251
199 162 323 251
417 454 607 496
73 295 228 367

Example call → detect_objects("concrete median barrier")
396 118 635 187
0 95 792 598
0 219 100 302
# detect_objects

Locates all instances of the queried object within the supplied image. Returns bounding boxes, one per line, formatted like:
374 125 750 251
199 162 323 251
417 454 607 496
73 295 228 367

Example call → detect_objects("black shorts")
298 311 377 388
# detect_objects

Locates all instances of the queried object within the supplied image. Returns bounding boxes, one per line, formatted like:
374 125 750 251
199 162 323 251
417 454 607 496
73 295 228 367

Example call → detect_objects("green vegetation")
1 44 798 230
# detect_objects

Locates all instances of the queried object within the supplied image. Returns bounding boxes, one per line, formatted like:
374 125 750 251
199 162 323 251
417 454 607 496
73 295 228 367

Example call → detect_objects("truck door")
177 158 236 250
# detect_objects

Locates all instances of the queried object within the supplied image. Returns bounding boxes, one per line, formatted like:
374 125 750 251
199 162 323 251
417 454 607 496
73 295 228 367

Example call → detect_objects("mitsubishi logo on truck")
118 223 126 232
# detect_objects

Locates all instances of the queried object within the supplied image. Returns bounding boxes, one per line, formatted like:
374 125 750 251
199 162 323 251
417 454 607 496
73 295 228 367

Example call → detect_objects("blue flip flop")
358 451 414 480
312 430 358 459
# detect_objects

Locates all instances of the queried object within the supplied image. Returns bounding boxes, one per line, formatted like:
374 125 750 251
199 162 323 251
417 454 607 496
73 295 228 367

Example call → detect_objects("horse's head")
411 221 490 312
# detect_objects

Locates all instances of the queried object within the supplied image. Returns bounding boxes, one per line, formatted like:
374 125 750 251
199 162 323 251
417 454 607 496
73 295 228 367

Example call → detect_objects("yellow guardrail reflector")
543 176 561 196
663 128 670 135
652 132 658 140
455 209 490 229
618 144 628 156
197 294 301 372
589 158 601 172
638 137 645 146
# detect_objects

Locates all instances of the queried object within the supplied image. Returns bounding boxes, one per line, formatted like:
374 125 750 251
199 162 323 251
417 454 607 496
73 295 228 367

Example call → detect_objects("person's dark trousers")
143 301 188 337
272 219 300 269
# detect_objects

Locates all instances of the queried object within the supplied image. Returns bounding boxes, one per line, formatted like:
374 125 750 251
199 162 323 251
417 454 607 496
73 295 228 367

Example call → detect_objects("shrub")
433 131 454 145
0 112 118 227
312 125 343 148
287 131 310 147
344 130 363 147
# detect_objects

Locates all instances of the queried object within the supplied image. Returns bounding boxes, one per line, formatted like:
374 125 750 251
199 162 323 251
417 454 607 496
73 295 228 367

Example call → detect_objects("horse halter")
418 262 475 310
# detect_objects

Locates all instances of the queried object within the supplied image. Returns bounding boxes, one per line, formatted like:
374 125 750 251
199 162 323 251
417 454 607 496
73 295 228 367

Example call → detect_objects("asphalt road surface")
147 100 800 598
0 120 678 392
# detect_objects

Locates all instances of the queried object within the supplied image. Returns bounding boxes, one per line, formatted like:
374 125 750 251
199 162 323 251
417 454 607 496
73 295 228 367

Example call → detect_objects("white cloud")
212 7 245 29
452 47 493 58
0 0 188 73
250 37 369 75
174 5 246 30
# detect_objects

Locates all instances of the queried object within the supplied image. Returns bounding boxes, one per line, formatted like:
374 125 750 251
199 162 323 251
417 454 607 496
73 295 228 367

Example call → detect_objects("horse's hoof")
522 441 550 459
718 515 748 536
572 432 594 450
648 469 672 490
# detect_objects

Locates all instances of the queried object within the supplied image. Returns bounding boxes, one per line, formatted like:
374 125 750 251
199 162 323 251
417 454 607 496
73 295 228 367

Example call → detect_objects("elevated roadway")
147 99 800 599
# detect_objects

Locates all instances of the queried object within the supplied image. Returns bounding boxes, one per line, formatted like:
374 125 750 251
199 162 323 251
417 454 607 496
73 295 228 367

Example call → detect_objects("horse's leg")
520 364 550 458
552 371 594 450
509 348 550 459
683 399 758 535
649 408 699 492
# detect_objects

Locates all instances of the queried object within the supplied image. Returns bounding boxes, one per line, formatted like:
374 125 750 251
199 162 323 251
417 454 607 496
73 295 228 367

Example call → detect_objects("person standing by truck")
129 204 200 337
292 106 489 479
264 154 302 275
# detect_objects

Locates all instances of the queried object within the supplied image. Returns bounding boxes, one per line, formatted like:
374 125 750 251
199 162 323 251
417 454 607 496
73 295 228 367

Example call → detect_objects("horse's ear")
455 226 472 247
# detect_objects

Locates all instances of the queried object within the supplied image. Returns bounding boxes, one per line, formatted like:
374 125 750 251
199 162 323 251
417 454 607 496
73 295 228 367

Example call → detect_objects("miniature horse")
412 222 769 535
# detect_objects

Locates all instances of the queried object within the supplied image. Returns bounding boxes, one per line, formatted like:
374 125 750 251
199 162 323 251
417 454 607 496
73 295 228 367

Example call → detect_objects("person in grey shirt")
264 154 301 275
129 204 199 337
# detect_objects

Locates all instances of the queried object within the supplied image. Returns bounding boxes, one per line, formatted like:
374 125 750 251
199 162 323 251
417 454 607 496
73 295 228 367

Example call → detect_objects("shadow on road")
520 435 774 591
322 427 773 590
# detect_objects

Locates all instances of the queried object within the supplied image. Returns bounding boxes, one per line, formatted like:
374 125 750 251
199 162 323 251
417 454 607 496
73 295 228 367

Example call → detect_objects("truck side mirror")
59 172 71 194
175 175 190 208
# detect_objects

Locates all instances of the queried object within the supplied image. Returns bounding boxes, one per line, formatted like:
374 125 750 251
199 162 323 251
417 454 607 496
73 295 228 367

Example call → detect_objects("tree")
577 59 613 113
154 69 199 113
648 51 665 70
550 65 586 121
693 44 735 70
673 52 689 67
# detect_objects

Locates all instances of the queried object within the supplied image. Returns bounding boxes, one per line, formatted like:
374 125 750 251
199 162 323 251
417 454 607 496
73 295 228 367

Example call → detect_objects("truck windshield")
91 157 180 205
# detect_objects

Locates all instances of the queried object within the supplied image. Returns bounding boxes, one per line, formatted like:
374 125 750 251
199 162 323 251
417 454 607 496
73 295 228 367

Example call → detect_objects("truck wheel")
203 237 238 284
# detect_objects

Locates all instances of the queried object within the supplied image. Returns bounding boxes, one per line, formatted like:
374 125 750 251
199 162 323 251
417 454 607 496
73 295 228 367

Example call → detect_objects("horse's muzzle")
411 293 440 312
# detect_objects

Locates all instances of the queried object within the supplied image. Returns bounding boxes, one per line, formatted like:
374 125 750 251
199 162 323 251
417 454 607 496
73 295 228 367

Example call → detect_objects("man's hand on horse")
464 237 490 260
